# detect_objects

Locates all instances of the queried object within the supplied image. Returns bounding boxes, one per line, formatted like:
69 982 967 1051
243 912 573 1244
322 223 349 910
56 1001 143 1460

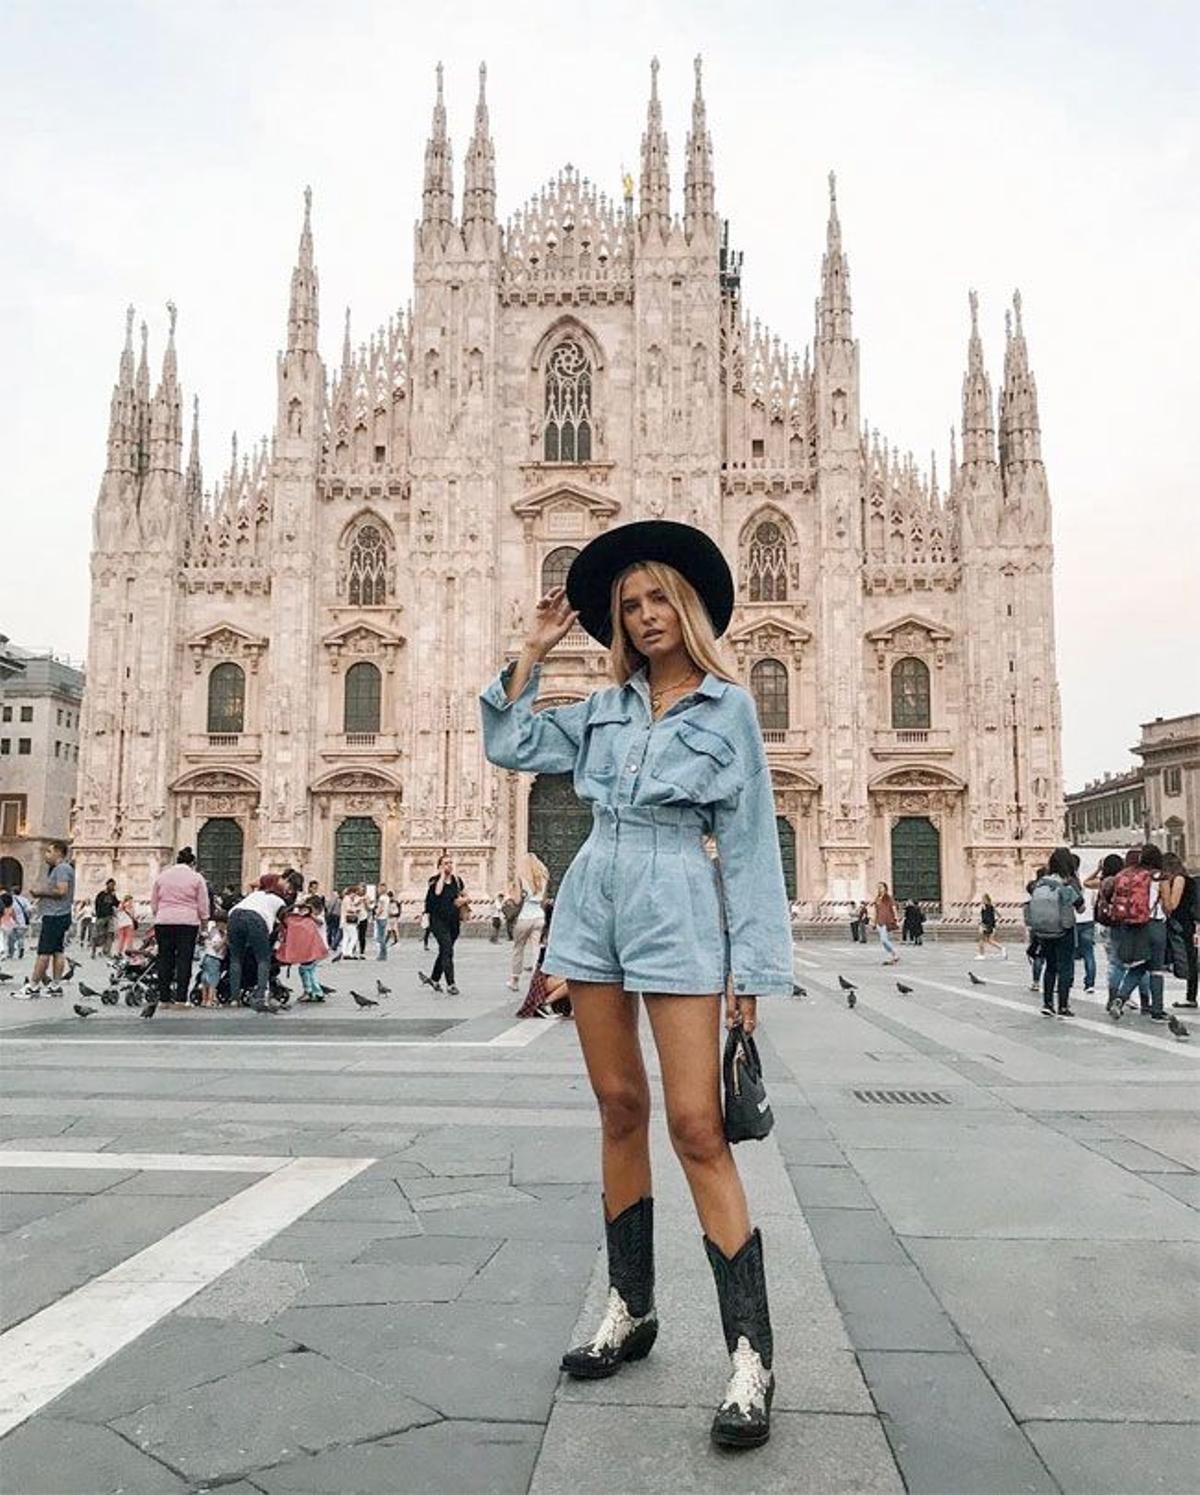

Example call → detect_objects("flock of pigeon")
4 962 1189 1039
825 968 1189 1040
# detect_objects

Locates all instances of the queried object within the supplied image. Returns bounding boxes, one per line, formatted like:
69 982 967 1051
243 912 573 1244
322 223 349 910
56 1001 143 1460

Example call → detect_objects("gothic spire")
341 306 353 374
960 289 996 466
136 317 150 402
462 61 496 230
287 186 319 355
998 288 1041 470
421 62 455 241
149 302 182 475
119 304 135 388
159 299 178 392
817 171 852 343
683 54 714 238
185 394 203 506
639 57 670 234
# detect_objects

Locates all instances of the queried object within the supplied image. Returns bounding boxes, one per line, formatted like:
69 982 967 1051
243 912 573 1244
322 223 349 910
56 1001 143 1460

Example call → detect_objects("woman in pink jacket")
149 848 210 1012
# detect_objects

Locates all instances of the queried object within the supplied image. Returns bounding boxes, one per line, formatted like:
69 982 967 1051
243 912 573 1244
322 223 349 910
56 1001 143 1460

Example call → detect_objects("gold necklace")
650 670 701 713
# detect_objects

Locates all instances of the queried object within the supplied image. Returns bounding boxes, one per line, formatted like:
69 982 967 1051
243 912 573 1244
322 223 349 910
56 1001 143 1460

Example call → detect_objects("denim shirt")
479 662 794 996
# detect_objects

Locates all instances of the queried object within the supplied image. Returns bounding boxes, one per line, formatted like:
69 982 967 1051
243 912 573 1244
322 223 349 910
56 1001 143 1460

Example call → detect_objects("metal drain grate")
853 1089 951 1106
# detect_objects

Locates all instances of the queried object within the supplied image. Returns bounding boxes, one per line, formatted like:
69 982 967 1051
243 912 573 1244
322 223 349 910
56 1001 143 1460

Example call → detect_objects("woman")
1161 852 1198 1009
507 853 549 992
148 847 210 1014
228 873 290 1014
1026 846 1084 1017
976 893 1006 959
872 882 900 964
480 520 792 1450
339 886 364 959
420 854 467 996
1112 844 1168 1021
902 899 925 946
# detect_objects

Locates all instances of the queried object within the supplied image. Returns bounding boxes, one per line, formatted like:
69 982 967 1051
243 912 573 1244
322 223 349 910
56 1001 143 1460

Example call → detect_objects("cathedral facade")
74 59 1064 911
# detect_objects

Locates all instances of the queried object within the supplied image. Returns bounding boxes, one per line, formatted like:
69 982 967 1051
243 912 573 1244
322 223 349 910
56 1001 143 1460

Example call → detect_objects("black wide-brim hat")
566 520 735 647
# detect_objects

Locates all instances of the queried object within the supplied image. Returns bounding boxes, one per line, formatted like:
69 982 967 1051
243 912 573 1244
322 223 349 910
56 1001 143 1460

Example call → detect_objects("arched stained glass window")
544 340 592 463
207 663 245 735
347 523 389 607
748 520 788 602
751 658 789 731
891 656 931 729
344 662 381 734
541 546 580 594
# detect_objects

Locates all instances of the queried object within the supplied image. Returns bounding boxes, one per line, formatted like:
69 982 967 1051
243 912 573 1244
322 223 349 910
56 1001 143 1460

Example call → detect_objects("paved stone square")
0 932 1197 1493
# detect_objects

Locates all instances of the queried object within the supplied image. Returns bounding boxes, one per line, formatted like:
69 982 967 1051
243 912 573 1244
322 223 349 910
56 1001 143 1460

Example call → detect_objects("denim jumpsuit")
479 663 794 997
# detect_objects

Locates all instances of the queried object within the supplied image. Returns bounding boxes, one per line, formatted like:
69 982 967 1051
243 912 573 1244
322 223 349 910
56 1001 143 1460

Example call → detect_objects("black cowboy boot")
561 1196 657 1378
704 1227 775 1448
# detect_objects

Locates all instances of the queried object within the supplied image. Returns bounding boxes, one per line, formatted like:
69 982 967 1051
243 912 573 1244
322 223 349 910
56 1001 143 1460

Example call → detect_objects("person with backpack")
1024 847 1084 1018
1069 853 1097 995
1090 853 1147 1012
1161 852 1198 1010
1105 843 1167 1022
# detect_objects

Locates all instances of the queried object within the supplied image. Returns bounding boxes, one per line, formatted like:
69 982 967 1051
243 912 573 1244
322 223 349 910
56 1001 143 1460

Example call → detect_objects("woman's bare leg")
644 993 750 1256
569 982 652 1215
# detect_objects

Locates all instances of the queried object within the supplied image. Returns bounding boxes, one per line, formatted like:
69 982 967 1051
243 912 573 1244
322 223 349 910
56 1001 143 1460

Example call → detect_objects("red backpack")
1108 867 1152 926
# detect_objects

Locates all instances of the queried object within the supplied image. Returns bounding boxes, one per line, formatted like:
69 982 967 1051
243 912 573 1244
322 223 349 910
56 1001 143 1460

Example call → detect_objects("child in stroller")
109 930 160 1006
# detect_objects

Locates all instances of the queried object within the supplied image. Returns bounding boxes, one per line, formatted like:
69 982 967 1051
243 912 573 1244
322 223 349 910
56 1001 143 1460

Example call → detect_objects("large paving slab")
1023 1419 1200 1495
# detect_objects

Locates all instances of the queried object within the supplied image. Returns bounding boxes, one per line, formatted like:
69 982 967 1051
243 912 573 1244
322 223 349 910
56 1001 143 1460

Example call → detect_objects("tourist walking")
148 847 210 1012
481 521 792 1449
976 893 1006 959
92 879 119 957
507 853 549 991
1096 851 1151 1012
1107 843 1168 1022
324 886 342 956
1161 852 1198 1009
228 874 290 1014
872 883 900 964
1025 847 1084 1017
420 854 467 996
20 841 75 997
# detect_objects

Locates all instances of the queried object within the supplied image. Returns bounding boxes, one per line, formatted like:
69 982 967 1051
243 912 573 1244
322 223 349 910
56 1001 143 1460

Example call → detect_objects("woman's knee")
667 1106 727 1167
594 1081 650 1140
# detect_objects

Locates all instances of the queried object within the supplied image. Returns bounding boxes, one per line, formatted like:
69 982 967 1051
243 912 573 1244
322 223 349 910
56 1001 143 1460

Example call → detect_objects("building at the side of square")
1065 713 1198 860
0 637 85 892
73 60 1064 910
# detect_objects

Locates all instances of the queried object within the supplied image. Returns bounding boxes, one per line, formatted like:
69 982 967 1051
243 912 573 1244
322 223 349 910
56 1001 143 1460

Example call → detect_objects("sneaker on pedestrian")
506 978 519 991
974 955 987 961
1057 1006 1075 1019
1083 986 1094 995
1041 1004 1055 1017
447 984 460 996
1029 982 1040 992
1106 994 1124 1021
16 984 41 999
1172 1000 1198 1009
47 984 64 996
1148 1012 1167 1023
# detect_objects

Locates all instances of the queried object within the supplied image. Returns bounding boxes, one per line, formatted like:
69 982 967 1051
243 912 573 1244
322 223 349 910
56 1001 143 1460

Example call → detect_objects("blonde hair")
519 852 549 898
608 561 737 685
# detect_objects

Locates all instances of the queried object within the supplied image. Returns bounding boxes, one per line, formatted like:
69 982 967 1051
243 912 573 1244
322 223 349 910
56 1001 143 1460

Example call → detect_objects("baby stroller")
109 932 161 1007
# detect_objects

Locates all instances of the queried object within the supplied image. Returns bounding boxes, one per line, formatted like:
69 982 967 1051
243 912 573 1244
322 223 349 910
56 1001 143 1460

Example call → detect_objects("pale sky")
1 0 1196 790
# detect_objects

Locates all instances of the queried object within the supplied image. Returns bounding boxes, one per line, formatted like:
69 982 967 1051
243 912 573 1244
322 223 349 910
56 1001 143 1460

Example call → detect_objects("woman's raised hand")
525 586 579 658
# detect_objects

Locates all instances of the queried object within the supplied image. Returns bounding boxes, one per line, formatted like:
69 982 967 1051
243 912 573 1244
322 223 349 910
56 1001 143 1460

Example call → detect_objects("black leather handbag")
722 1023 774 1144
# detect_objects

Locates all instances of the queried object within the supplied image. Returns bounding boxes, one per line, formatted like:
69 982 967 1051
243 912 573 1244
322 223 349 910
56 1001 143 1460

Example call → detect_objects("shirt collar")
625 668 728 704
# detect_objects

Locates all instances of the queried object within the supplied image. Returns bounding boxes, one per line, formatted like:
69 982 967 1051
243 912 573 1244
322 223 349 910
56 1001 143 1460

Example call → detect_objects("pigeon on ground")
376 979 392 997
100 989 120 1005
0 972 14 983
837 975 857 993
78 982 101 999
1168 1014 1189 1040
64 958 80 980
320 983 336 996
352 991 379 1008
141 1001 158 1020
846 988 857 1010
791 983 807 998
897 982 914 995
967 971 985 986
73 1003 95 1018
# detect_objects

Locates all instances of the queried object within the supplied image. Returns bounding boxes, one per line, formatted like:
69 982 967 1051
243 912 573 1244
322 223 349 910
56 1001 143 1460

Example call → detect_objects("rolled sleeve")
479 662 588 775
712 764 794 997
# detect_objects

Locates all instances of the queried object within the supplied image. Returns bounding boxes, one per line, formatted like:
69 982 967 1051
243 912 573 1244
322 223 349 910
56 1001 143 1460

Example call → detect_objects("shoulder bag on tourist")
722 1022 774 1144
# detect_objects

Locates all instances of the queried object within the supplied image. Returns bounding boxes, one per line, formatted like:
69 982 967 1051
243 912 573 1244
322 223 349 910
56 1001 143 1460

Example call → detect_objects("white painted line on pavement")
1 1025 560 1051
0 1151 292 1173
0 1151 373 1437
489 1017 563 1046
911 977 1200 1059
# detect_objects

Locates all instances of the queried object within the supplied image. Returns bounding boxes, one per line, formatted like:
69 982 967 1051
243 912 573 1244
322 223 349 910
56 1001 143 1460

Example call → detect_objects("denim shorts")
543 804 726 995
199 953 223 987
